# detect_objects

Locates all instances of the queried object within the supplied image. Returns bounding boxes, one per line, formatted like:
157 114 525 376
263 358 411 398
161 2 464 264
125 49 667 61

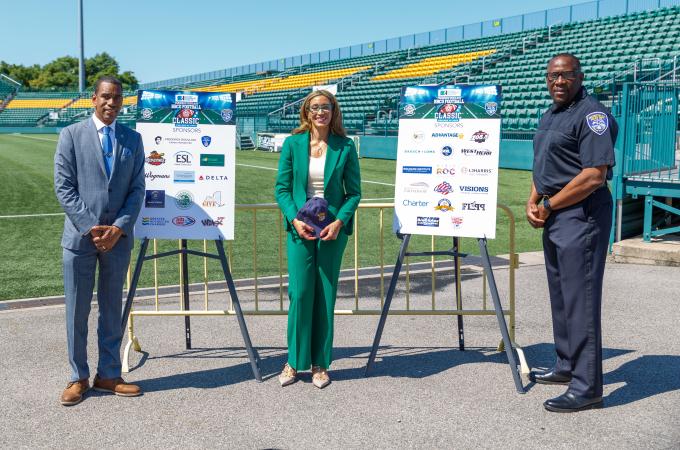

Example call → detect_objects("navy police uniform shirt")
532 87 618 195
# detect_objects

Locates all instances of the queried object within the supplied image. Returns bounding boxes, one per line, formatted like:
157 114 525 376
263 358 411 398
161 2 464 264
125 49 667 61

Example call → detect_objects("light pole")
78 0 85 92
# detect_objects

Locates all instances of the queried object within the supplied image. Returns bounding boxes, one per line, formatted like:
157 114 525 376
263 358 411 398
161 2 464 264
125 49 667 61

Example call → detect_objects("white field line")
0 212 65 219
8 134 58 142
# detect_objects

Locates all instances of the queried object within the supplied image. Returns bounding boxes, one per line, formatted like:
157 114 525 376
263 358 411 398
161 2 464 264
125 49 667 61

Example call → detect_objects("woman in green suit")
274 90 361 388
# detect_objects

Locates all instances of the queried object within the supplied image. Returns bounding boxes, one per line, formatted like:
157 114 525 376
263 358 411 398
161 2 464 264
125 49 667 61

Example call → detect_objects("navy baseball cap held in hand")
296 196 334 237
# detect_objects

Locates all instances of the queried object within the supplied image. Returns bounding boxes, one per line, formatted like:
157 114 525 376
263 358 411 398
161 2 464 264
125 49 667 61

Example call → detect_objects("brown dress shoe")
93 375 142 397
60 379 90 406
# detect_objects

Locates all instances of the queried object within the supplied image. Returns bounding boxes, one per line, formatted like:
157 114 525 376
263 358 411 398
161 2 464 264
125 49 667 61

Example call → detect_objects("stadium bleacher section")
1 4 679 134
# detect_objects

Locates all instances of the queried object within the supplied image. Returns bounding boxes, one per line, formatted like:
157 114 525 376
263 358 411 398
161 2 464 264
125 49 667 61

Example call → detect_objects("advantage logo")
174 190 194 210
145 151 165 166
200 154 225 167
144 190 165 208
172 216 196 226
416 216 439 227
174 170 195 183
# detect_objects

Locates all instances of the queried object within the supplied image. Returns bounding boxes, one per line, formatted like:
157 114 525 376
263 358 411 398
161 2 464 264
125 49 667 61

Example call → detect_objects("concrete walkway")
1 257 679 448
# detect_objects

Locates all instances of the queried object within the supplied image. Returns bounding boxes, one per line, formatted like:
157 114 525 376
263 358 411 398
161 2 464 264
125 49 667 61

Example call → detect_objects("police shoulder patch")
586 112 609 136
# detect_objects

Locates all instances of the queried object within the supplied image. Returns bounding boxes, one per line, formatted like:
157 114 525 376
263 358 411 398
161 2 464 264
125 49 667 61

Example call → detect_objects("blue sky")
2 0 582 83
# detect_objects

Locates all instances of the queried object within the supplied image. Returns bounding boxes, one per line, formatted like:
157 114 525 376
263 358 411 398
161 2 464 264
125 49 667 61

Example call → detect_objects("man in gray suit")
54 76 145 406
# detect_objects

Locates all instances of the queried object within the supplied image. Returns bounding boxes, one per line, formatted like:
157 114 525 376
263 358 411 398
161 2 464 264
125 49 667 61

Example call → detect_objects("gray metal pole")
78 0 85 93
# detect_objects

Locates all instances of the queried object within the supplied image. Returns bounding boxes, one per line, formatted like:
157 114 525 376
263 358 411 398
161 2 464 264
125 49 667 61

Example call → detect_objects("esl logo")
174 151 192 166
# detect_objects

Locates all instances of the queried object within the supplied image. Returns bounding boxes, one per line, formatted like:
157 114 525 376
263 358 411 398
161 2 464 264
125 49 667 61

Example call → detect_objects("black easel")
121 238 262 382
364 234 524 394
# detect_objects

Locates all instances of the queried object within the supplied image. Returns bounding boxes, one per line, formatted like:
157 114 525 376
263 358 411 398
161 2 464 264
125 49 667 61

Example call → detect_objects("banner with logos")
134 89 236 240
394 85 501 239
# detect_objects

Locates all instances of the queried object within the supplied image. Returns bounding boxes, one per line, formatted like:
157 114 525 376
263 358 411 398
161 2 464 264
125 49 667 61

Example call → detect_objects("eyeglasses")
546 71 580 81
307 104 333 113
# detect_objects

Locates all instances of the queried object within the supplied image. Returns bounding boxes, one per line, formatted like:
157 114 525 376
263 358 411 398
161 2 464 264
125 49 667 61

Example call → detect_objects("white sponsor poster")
394 85 501 238
134 89 236 240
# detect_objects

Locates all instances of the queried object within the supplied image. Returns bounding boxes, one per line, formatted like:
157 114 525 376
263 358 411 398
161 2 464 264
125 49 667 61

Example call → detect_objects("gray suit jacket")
54 118 145 251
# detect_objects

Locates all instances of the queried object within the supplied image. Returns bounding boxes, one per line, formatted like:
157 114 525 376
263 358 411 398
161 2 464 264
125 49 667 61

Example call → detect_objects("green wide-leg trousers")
286 232 348 371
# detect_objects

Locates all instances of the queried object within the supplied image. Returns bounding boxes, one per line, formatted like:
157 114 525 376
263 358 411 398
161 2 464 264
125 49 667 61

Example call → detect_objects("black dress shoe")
544 392 603 413
530 370 572 385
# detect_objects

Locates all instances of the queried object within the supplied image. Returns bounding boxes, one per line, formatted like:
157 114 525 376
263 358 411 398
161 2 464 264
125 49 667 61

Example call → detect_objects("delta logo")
145 151 165 166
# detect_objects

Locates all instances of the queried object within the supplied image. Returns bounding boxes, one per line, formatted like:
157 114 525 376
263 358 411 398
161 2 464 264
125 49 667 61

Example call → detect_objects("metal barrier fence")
122 203 528 375
141 0 680 89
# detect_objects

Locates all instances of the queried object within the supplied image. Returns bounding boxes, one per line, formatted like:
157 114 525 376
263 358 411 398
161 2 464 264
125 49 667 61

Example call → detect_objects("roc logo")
201 136 212 147
485 102 498 116
434 199 454 212
451 217 464 229
221 109 234 122
403 104 416 116
435 166 455 176
174 190 194 210
145 151 165 166
586 112 609 135
172 216 196 227
434 181 453 195
471 131 489 143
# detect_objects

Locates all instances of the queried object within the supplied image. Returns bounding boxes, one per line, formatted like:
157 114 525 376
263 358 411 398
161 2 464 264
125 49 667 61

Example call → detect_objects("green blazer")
275 131 361 235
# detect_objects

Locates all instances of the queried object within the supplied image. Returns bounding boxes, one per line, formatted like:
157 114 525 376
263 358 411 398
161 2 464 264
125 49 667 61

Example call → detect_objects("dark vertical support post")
365 234 411 375
454 237 464 351
478 237 524 393
215 240 262 381
181 239 192 349
121 238 150 333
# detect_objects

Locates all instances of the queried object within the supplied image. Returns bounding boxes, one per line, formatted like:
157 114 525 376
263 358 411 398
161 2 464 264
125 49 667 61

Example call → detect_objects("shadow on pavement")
604 354 680 407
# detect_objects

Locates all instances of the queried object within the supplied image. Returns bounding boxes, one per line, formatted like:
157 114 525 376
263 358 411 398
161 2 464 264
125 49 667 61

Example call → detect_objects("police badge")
586 112 609 136
201 136 212 147
484 101 498 116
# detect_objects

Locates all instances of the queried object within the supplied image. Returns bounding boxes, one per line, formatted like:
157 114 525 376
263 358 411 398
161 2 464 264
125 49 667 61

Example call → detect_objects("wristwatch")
542 195 553 212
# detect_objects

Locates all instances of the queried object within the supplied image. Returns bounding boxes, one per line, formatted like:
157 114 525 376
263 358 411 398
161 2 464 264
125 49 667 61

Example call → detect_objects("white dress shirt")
306 152 326 198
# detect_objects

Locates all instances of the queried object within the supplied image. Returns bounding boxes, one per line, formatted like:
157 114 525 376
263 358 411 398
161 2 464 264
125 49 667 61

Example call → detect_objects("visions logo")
459 185 489 194
172 216 196 226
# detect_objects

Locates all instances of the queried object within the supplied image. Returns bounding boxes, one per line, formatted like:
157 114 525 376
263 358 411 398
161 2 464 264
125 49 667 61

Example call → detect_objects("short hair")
94 76 123 94
548 53 581 72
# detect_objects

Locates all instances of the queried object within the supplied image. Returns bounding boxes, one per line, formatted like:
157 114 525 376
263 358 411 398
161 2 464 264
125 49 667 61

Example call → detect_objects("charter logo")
403 199 429 207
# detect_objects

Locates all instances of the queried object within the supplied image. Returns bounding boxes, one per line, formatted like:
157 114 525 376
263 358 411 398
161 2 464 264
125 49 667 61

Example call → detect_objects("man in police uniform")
526 53 617 412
